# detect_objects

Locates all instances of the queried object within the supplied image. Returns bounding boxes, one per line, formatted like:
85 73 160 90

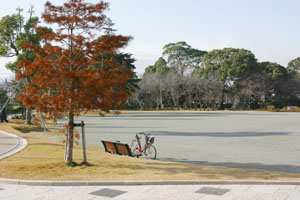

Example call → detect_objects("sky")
0 0 300 80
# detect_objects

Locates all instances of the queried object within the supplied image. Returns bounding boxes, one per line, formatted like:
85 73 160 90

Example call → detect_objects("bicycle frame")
133 132 151 154
131 132 157 160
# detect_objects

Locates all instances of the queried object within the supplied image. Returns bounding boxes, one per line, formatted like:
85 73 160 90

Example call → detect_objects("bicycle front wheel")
143 145 157 160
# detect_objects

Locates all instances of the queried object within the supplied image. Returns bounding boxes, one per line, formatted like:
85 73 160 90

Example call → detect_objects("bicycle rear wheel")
143 145 157 160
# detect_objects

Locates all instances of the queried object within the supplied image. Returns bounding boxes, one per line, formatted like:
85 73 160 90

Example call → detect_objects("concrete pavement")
0 130 27 160
0 182 300 199
59 112 300 173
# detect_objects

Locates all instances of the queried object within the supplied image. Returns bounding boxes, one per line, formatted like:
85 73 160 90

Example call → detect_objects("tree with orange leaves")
16 0 133 164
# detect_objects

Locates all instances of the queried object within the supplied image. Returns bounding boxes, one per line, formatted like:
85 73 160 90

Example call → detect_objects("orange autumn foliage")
16 0 133 119
16 0 133 163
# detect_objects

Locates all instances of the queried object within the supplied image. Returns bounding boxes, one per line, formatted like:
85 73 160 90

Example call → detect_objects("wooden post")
64 134 69 161
81 121 87 163
73 121 87 163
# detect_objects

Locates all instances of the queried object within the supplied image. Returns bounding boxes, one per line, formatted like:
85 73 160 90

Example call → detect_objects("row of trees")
129 41 300 110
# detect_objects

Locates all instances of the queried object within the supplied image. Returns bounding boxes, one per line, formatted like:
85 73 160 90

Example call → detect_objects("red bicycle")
131 132 157 160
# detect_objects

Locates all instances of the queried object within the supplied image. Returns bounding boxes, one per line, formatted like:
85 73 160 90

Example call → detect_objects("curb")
0 130 28 160
1 178 300 186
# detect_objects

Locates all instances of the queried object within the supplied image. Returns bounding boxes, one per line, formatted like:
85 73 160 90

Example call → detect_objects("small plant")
282 107 287 111
266 105 275 111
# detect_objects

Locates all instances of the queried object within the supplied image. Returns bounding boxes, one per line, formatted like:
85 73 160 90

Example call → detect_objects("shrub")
266 105 275 111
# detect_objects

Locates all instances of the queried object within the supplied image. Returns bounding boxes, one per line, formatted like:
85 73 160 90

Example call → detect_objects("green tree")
0 9 23 59
0 7 44 124
0 88 8 105
155 57 169 75
144 65 156 74
287 57 300 78
163 41 207 75
195 48 258 109
258 62 290 107
144 57 169 109
114 53 139 92
195 48 239 79
260 62 288 80
144 57 169 75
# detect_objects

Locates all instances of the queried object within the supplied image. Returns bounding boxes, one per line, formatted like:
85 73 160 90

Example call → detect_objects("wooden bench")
101 140 141 157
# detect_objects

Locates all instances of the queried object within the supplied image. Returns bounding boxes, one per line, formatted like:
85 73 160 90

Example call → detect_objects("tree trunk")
233 95 241 110
40 112 48 132
159 80 164 110
188 93 192 109
25 108 32 124
171 92 177 109
137 100 143 110
25 77 32 125
22 108 25 119
65 110 74 164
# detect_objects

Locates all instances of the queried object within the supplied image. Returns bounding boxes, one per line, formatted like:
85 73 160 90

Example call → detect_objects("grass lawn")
1 119 300 181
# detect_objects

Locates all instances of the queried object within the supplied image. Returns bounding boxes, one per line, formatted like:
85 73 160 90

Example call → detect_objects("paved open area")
0 131 17 157
0 130 27 160
58 112 300 173
1 183 300 200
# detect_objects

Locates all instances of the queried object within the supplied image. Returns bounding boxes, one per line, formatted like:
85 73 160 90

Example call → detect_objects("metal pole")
40 112 48 132
81 120 87 163
64 135 68 161
0 81 21 115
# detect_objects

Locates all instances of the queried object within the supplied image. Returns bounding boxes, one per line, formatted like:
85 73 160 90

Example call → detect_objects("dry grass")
0 120 300 181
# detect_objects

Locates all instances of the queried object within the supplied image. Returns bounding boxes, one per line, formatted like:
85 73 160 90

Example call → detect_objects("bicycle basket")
148 136 155 144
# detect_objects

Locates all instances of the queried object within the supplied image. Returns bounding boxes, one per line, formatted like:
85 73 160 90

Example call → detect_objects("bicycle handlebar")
137 132 150 136
135 134 142 139
135 132 150 140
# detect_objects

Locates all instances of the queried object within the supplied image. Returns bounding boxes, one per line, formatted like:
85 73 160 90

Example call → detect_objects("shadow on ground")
158 158 300 174
151 131 294 137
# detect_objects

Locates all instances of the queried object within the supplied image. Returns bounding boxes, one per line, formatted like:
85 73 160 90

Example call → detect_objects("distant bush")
6 105 22 114
266 105 275 111
12 115 22 119
287 106 299 112
281 107 287 111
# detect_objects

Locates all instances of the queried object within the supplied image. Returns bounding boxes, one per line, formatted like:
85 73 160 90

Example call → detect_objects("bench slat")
101 141 118 154
115 143 132 156
101 140 135 157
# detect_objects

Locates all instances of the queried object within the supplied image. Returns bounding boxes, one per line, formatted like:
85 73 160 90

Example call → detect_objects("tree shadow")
68 161 96 167
87 125 163 129
158 157 300 174
30 143 64 146
150 131 293 137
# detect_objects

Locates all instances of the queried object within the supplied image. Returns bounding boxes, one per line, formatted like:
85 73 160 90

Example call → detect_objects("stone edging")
0 130 28 160
1 178 300 186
